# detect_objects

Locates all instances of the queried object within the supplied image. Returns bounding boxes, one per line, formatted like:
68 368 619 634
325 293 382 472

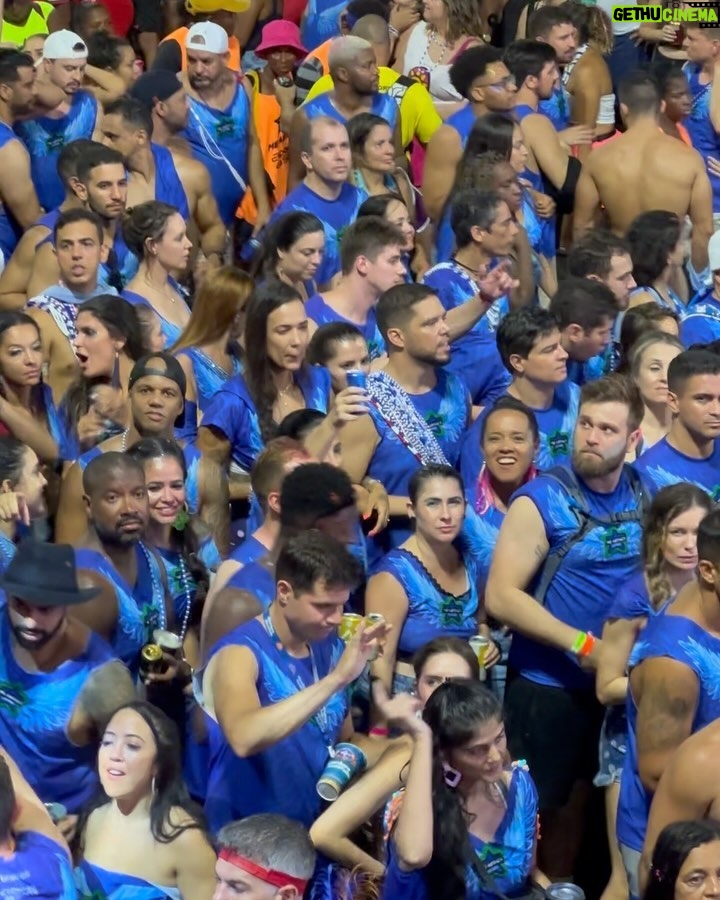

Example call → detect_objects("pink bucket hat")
255 21 307 58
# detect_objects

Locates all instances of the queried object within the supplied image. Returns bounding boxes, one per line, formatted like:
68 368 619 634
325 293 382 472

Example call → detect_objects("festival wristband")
218 848 308 892
571 631 596 657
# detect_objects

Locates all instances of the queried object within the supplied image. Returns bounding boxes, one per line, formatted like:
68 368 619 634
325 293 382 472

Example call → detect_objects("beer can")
364 613 385 661
139 643 165 680
44 802 67 824
153 629 182 658
546 885 585 900
339 613 364 643
346 370 367 390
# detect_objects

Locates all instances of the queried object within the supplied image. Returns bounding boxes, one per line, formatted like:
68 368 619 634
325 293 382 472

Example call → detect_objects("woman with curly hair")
596 484 713 900
396 0 488 114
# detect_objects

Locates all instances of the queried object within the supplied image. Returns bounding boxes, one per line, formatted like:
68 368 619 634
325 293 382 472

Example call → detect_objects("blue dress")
75 860 181 899
382 765 538 899
122 280 191 349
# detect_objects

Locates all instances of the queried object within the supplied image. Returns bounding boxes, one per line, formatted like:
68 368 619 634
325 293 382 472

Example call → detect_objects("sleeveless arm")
366 570 408 704
596 616 643 705
421 125 462 221
0 140 42 229
197 455 230 559
55 462 89 545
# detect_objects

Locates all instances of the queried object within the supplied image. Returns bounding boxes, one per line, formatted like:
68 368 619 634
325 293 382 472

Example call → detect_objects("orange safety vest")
162 26 242 73
308 39 332 77
237 71 290 223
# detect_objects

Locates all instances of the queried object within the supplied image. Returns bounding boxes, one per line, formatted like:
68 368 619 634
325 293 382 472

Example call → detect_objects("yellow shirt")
2 1 53 45
305 65 441 148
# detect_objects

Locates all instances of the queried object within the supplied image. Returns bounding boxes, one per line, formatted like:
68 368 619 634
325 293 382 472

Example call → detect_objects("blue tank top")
269 182 368 286
421 261 512 404
462 496 505 599
684 62 720 211
629 284 686 321
182 85 250 225
372 547 478 655
203 617 348 831
121 280 190 349
382 765 538 900
73 544 167 673
458 382 580 489
225 559 275 610
305 293 386 360
174 347 243 442
509 467 644 689
15 92 99 211
151 143 189 219
0 531 16 576
617 609 720 851
75 860 181 900
302 91 398 131
539 82 571 131
0 619 113 813
301 0 344 49
445 103 476 147
200 365 331 471
633 436 720 501
521 187 555 262
4 831 76 900
230 534 268 566
101 229 138 291
0 123 23 260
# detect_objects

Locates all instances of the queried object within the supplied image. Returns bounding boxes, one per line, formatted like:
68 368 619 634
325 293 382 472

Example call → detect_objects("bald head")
83 452 144 497
351 15 390 66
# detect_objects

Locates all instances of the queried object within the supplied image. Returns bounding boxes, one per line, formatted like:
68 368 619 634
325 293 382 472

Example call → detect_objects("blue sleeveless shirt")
684 62 720 211
617 609 720 852
122 280 190 349
182 85 250 225
302 91 399 131
4 831 76 899
15 92 99 211
203 617 349 831
0 618 113 813
445 103 476 147
224 559 275 610
372 547 478 655
75 860 181 900
73 544 167 673
151 143 189 219
0 123 24 260
175 346 243 441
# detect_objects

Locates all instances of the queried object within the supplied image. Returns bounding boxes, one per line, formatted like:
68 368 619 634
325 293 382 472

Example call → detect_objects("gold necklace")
143 274 176 304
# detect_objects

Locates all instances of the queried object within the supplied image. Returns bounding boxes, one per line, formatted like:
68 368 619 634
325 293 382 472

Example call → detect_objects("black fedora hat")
0 540 101 607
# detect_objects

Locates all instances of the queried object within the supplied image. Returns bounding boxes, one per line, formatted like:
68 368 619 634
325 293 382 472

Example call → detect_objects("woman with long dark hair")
122 201 193 349
644 820 720 900
171 266 250 440
197 280 331 476
256 211 325 301
74 701 216 899
61 296 148 457
627 211 687 318
0 435 47 571
383 679 545 899
0 311 70 463
597 484 713 900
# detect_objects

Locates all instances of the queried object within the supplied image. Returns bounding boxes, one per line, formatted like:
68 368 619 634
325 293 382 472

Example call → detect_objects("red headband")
218 848 309 892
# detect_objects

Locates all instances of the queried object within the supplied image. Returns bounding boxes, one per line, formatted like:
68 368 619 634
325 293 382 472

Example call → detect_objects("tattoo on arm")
637 677 695 755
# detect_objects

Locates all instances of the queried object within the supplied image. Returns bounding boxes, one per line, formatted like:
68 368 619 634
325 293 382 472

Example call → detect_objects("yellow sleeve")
400 82 443 146
305 73 335 102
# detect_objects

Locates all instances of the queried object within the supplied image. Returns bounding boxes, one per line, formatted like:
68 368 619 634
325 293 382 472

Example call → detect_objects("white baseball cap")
42 29 88 61
186 22 229 55
709 231 720 273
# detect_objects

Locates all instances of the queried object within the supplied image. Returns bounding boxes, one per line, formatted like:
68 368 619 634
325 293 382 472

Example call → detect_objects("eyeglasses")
482 75 517 91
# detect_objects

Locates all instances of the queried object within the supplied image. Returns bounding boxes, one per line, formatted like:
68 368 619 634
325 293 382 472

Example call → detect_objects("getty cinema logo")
611 2 720 26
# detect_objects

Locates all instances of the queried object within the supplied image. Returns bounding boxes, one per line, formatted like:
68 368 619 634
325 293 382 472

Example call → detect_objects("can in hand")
469 635 491 680
546 885 585 900
276 75 294 87
153 629 182 658
44 802 67 824
365 613 385 661
345 370 367 390
138 643 165 681
339 613 364 643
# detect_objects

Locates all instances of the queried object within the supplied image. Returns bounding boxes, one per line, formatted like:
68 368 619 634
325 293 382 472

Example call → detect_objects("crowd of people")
0 0 720 898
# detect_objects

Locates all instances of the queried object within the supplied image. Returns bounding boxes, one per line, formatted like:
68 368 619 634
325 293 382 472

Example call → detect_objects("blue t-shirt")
200 365 331 471
372 546 478 655
301 0 343 49
508 467 644 689
382 765 538 900
459 382 580 491
633 436 720 501
230 534 268 567
203 617 348 831
421 261 512 405
306 293 385 361
608 570 653 621
681 289 720 346
270 182 367 286
3 831 75 900
181 85 250 225
618 608 720 851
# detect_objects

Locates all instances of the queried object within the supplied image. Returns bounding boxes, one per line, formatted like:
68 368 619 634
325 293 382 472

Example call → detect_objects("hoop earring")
151 777 157 795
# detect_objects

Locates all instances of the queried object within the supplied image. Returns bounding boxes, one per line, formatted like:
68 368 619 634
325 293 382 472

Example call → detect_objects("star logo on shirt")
0 680 28 715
